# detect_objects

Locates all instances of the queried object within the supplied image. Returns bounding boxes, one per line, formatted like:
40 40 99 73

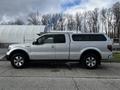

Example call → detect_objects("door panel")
31 44 55 60
30 44 55 60
55 44 69 60
54 34 69 60
30 34 55 60
30 34 70 60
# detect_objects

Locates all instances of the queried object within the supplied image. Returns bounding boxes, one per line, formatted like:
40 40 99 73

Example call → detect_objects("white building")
0 25 45 44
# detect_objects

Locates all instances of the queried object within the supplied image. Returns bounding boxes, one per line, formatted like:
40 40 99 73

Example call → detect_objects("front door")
30 35 55 60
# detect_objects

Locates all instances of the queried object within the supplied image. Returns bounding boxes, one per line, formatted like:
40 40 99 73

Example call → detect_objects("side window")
54 34 66 43
37 36 44 44
43 37 54 43
72 34 107 41
72 35 88 41
38 35 54 44
90 35 107 41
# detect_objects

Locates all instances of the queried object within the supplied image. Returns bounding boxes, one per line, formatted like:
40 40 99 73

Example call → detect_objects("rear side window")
72 34 107 41
54 34 66 43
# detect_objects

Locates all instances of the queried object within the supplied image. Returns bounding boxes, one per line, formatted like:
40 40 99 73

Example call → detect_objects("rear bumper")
108 54 113 60
101 52 112 60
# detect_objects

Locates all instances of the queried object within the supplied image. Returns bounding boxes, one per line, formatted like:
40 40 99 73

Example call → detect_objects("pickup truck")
6 32 112 69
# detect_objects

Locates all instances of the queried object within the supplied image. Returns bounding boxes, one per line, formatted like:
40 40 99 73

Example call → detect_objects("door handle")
51 45 54 48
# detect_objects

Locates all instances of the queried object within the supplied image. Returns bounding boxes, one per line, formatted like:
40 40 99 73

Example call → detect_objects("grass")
112 52 120 62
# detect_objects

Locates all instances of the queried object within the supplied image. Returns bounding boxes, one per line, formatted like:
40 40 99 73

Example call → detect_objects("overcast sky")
0 0 120 16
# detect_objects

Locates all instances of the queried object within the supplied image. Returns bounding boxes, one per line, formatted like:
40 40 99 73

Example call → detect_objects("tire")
81 53 100 69
10 53 27 69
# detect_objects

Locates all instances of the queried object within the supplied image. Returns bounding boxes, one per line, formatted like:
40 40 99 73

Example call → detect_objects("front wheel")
10 53 27 69
82 54 100 69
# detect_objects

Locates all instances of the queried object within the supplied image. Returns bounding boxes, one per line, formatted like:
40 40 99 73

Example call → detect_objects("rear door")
54 34 70 60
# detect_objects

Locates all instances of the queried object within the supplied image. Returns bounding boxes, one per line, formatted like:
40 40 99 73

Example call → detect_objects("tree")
82 12 88 32
85 11 92 33
27 12 41 25
57 15 65 30
41 14 51 25
100 8 107 34
91 8 99 33
14 19 25 25
76 13 82 32
106 8 114 38
67 15 76 31
112 2 120 44
51 14 62 30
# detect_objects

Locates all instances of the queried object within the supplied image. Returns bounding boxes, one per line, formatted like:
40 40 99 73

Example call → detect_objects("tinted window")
72 34 107 41
43 36 54 43
54 34 66 43
38 35 54 44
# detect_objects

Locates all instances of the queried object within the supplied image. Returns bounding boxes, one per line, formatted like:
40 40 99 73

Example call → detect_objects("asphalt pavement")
0 61 120 90
0 48 120 90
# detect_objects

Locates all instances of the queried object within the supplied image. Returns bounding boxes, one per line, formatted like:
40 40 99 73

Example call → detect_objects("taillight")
107 45 112 51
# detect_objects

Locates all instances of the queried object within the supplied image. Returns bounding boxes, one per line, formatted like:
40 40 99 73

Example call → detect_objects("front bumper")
5 55 10 60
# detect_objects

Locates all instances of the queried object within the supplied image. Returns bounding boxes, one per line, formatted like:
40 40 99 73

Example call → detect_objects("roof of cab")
37 32 105 36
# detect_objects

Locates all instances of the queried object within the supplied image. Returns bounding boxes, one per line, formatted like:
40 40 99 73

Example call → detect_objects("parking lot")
0 48 120 90
0 61 120 90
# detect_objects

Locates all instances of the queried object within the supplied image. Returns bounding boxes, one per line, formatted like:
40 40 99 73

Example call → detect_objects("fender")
79 47 102 58
6 47 30 56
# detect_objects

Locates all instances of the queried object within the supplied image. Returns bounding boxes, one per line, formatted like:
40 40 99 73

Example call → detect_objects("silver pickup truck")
6 32 112 69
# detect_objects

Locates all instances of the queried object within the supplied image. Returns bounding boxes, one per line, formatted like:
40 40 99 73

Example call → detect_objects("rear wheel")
10 53 27 69
81 54 100 69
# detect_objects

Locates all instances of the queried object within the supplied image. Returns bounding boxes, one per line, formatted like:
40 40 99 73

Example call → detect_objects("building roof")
0 25 45 43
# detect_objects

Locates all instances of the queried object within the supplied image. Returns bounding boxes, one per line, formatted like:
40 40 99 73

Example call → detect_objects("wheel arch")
9 49 30 60
80 49 102 61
